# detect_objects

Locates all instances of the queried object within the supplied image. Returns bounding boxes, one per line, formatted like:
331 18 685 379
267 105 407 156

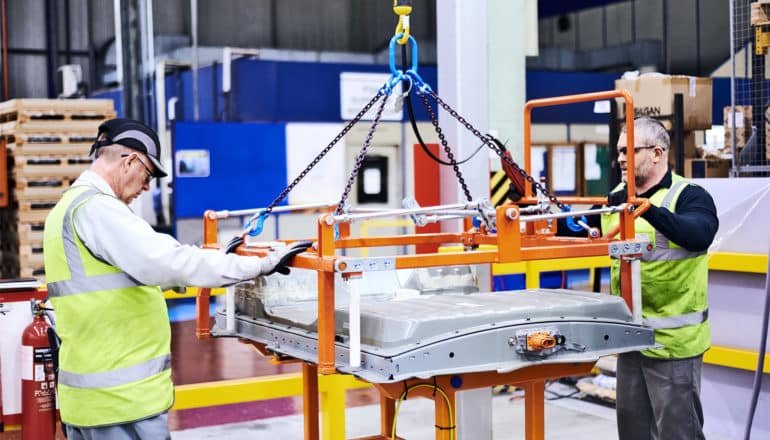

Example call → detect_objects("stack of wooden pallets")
0 99 115 281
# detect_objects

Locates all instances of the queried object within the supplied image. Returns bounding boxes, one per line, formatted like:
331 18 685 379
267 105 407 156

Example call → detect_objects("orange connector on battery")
526 331 557 351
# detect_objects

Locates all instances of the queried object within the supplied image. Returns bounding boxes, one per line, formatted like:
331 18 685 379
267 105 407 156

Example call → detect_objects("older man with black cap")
43 118 310 439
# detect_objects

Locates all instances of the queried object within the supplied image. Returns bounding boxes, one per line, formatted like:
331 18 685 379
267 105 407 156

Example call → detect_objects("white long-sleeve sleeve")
70 172 264 288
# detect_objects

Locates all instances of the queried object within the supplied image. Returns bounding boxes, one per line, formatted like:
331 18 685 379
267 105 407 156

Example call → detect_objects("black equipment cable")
401 44 484 166
743 245 770 439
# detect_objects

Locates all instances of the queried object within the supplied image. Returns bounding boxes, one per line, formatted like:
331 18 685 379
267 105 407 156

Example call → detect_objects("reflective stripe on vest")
641 180 706 262
643 308 709 330
59 353 171 389
47 189 140 297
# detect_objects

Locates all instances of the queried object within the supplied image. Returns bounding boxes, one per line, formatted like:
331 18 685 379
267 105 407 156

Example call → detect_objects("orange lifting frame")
195 90 645 440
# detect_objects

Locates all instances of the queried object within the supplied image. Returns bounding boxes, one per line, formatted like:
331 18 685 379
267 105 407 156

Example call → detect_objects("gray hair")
93 143 134 162
621 116 670 150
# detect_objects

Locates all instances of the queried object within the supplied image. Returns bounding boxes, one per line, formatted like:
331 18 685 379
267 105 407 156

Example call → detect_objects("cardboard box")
684 158 730 178
723 105 752 153
615 75 713 131
668 132 700 170
751 2 770 26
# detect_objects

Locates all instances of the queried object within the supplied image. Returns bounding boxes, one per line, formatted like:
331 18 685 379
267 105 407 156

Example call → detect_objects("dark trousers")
65 412 170 440
616 351 705 440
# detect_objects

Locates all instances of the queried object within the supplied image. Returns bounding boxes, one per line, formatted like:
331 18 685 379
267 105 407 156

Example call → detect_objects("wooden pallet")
13 158 90 180
20 266 46 279
19 244 44 257
13 185 69 202
0 98 113 114
18 249 45 281
7 141 92 157
0 109 114 123
5 133 97 145
753 1 770 26
0 99 114 126
0 119 104 134
17 200 56 223
17 223 45 244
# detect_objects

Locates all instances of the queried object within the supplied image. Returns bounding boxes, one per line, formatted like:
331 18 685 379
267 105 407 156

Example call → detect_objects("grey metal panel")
606 2 632 45
634 0 663 42
8 0 46 49
538 17 554 48
552 13 577 50
275 0 351 51
56 0 87 52
708 271 769 351
244 288 636 349
9 55 48 98
699 0 729 75
218 287 655 383
702 364 770 439
90 0 116 51
667 0 697 74
577 8 604 51
198 0 272 48
152 0 187 36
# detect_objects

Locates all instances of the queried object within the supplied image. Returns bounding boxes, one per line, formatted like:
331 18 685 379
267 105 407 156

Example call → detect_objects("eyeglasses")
617 145 659 157
121 153 154 185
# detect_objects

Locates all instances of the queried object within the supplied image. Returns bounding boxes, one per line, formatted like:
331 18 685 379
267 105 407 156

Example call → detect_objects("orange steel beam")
497 205 521 261
380 395 396 438
518 196 608 206
195 287 211 338
522 381 546 440
523 90 636 198
336 232 466 248
302 363 320 440
317 214 337 374
203 210 219 245
619 259 633 311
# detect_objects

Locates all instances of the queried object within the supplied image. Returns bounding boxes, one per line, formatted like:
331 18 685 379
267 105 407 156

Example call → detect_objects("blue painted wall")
173 121 287 218
93 59 740 127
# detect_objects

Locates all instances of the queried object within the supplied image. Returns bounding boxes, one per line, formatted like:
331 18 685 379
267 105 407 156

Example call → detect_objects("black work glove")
607 187 627 207
260 241 313 276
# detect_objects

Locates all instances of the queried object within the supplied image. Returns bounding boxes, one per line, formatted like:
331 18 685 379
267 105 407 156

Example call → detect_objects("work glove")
260 240 313 276
607 187 627 207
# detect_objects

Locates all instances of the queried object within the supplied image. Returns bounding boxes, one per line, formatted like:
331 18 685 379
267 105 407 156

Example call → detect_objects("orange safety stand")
195 89 646 440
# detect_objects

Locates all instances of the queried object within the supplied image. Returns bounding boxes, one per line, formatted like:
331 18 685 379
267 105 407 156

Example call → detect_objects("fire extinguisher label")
33 347 53 382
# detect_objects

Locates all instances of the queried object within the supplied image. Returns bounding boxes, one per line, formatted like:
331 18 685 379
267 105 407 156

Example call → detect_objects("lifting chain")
420 88 569 212
418 92 474 203
335 92 391 215
264 91 385 213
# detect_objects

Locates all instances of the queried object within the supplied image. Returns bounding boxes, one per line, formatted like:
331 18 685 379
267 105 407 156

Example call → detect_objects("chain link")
422 89 569 211
264 91 384 213
419 92 474 202
335 92 391 215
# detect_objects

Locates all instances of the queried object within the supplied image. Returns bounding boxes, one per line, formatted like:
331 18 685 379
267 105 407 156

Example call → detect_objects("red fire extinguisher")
21 300 56 440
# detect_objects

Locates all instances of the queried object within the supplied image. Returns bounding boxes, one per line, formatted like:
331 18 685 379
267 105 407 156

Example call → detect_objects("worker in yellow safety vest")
43 118 310 439
601 116 718 440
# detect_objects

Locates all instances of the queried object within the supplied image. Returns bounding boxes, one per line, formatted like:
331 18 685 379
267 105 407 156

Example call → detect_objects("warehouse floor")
172 389 618 439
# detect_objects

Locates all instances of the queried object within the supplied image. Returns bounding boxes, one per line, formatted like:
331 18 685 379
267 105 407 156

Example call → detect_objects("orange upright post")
302 363 320 440
195 287 211 338
379 394 396 438
317 214 337 374
522 381 546 440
